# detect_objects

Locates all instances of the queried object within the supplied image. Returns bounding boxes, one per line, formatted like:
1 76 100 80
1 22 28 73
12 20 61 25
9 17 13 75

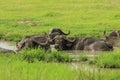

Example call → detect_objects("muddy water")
62 50 111 54
62 50 100 59
70 62 120 72
70 62 97 72
0 40 17 51
0 40 117 55
0 40 116 54
0 40 103 55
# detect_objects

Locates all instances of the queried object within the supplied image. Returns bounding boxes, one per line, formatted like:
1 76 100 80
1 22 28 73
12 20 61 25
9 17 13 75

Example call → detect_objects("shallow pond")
0 40 17 51
0 40 118 55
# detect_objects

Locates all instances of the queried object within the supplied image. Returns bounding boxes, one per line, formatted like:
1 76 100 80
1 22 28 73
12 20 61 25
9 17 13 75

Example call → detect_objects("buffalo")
16 28 71 51
16 28 114 52
48 28 70 40
16 33 51 51
104 30 120 47
76 38 113 51
51 35 76 50
52 35 113 52
49 28 70 35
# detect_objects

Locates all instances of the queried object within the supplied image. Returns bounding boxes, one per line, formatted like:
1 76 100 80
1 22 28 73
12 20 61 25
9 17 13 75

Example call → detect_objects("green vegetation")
1 0 120 41
0 53 120 80
0 55 77 80
79 53 90 62
18 49 71 63
77 51 120 68
0 0 120 80
77 63 120 80
95 51 120 68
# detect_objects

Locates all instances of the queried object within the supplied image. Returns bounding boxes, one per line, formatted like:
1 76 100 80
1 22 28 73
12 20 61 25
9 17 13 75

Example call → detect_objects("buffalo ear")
105 36 109 40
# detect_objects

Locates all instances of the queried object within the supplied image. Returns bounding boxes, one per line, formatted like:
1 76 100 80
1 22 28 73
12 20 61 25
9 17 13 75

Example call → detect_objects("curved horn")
39 41 48 46
61 30 70 35
49 34 60 42
49 38 55 42
66 30 70 35
31 36 48 46
64 37 76 43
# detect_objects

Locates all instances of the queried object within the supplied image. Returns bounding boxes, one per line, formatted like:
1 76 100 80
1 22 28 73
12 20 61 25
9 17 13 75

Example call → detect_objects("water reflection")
0 40 16 51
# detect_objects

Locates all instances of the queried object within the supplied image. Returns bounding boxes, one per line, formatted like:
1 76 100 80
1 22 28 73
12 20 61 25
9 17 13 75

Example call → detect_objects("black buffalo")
49 28 70 35
48 28 70 40
16 33 51 51
51 35 75 50
74 38 113 51
52 35 113 51
104 30 120 47
16 28 71 51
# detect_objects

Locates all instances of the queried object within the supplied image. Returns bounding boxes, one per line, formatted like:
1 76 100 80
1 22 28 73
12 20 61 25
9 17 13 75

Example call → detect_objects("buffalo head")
16 33 50 51
51 35 76 50
49 28 70 36
104 30 120 46
16 36 33 51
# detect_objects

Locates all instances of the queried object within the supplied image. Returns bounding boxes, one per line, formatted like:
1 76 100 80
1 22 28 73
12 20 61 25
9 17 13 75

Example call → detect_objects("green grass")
76 51 120 68
0 52 120 80
0 0 120 79
0 55 77 80
76 63 120 80
17 48 71 63
0 0 120 41
95 51 120 68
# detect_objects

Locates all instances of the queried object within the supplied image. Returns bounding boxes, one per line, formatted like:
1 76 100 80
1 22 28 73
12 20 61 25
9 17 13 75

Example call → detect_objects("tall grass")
77 63 120 80
0 52 120 80
17 48 71 63
0 53 74 80
95 51 120 68
0 58 77 80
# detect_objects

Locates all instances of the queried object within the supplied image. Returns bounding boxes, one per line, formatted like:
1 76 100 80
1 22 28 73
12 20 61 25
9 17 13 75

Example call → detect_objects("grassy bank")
95 51 120 68
17 49 71 63
0 0 120 41
76 51 120 68
0 52 120 80
0 56 77 80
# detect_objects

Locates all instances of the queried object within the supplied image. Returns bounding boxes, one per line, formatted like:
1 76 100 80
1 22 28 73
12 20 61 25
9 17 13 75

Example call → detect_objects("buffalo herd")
16 28 120 52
